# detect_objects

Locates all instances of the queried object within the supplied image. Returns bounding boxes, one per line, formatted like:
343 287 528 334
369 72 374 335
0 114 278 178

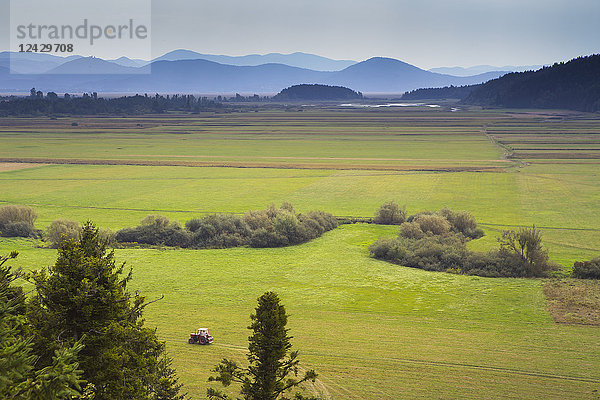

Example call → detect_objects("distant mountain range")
0 50 529 94
0 55 509 94
0 52 82 74
0 50 356 74
151 50 357 71
429 64 544 77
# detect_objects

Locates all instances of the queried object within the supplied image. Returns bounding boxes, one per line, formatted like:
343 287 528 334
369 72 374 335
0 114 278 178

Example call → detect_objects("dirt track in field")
0 157 506 172
125 154 511 162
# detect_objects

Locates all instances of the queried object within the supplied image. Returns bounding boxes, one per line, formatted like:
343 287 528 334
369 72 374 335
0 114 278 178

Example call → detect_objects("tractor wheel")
200 337 207 345
188 338 194 344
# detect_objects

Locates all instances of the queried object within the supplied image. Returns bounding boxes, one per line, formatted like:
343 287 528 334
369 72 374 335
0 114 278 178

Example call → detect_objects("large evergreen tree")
208 292 318 400
27 222 186 400
0 252 83 399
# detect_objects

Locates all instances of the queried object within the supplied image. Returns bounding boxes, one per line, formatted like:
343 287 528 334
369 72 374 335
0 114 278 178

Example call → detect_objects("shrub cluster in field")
0 205 41 238
45 219 116 249
2 203 594 279
115 203 338 249
572 258 600 279
369 204 555 277
0 205 116 248
373 202 484 239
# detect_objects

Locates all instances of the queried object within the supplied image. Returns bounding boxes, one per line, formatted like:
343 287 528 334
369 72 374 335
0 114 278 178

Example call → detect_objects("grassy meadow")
1 107 599 398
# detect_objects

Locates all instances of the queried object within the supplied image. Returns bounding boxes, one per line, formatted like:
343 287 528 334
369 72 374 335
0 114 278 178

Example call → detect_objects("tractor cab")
188 327 214 345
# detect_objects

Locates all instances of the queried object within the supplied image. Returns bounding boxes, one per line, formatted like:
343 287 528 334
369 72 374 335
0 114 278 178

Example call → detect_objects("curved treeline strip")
115 203 338 249
369 203 558 277
0 203 336 250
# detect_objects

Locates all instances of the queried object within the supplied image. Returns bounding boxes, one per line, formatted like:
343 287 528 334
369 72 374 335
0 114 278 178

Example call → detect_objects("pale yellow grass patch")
0 162 46 171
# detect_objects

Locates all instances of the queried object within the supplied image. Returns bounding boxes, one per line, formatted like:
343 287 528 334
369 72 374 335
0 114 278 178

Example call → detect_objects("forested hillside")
402 84 478 100
463 54 600 111
274 84 362 100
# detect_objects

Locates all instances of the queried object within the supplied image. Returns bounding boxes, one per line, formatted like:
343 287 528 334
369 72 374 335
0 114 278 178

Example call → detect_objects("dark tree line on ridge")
463 54 600 112
402 84 478 101
0 89 224 115
0 83 365 116
402 54 600 113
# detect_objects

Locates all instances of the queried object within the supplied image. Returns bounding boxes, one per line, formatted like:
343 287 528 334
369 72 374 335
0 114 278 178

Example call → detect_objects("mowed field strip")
1 107 600 398
0 110 507 170
3 225 600 399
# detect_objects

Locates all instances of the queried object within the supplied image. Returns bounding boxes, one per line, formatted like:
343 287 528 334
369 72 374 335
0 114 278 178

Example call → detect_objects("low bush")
439 208 484 239
406 211 434 222
398 207 485 239
404 234 467 271
116 215 191 247
462 250 533 278
2 221 37 238
572 258 600 279
368 237 407 262
189 214 251 248
497 226 555 277
0 204 39 237
45 219 82 248
374 202 406 225
98 227 116 246
250 228 288 248
399 221 425 239
370 234 467 272
243 206 337 248
412 214 451 236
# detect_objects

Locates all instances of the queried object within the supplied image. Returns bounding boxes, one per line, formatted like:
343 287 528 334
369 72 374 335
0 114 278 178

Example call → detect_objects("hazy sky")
2 0 599 68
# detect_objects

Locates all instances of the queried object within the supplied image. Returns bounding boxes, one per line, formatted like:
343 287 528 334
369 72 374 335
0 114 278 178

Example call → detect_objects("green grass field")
1 107 599 398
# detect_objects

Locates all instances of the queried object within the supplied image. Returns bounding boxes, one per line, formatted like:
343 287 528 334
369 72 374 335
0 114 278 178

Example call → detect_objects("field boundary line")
0 157 506 172
477 222 600 232
482 126 514 160
307 353 600 384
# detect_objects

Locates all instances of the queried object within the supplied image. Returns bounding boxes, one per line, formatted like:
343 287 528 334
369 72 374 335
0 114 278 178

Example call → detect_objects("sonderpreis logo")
9 0 151 74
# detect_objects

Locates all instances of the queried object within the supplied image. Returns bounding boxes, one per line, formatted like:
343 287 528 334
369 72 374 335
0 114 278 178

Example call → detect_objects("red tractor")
188 328 214 345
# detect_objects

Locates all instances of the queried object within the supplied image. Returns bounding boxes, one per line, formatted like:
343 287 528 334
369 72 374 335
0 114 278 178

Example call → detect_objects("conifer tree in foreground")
0 251 83 399
208 291 319 400
27 222 186 400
